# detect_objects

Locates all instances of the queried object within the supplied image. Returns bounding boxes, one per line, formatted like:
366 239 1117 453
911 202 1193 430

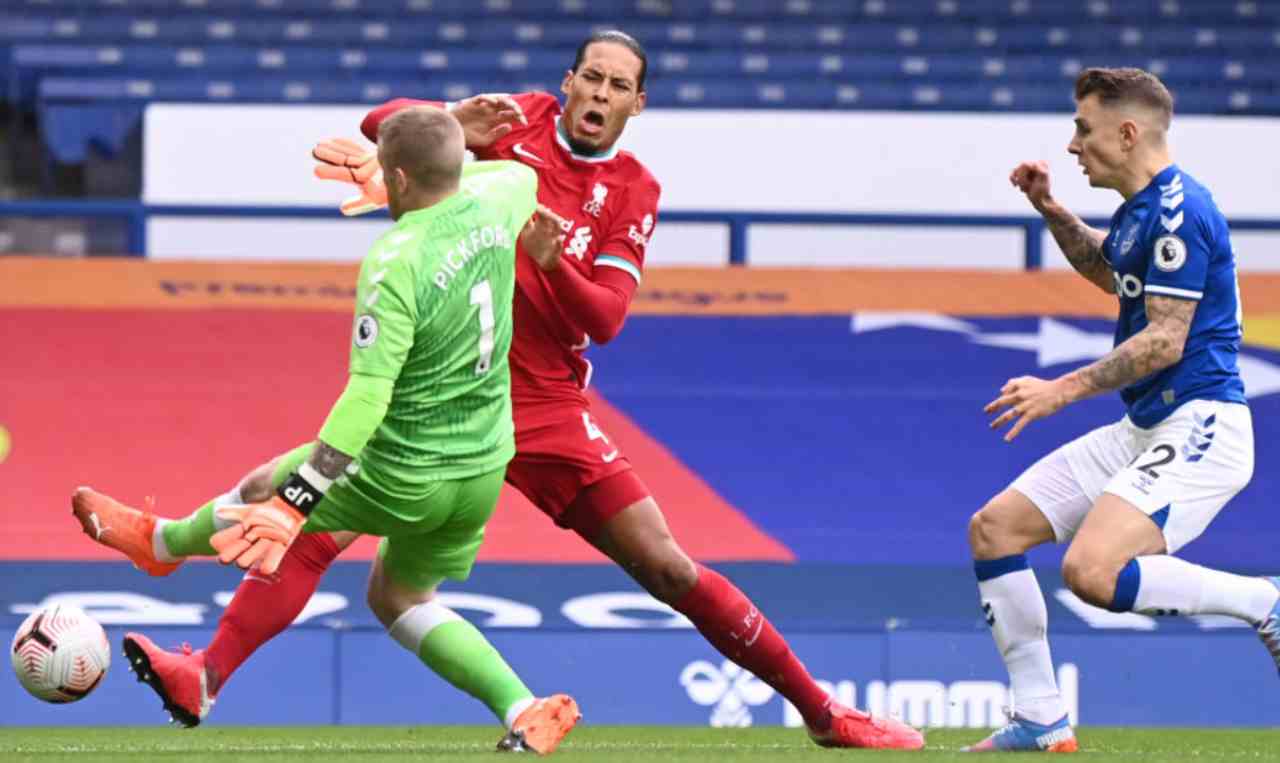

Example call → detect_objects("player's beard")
564 130 602 156
564 112 609 156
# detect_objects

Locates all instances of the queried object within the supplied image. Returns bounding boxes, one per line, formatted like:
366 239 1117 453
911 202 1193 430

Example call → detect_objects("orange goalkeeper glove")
312 137 387 216
209 468 327 575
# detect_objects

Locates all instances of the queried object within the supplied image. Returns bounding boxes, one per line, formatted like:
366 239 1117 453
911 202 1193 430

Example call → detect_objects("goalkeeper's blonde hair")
377 106 465 192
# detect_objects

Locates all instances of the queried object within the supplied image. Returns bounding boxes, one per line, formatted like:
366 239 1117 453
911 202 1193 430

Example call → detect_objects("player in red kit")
72 31 923 750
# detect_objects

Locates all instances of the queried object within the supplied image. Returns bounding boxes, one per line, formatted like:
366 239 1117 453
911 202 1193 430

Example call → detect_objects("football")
10 605 110 703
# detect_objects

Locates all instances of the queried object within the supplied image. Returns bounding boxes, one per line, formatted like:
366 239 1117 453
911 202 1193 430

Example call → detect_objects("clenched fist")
1009 160 1055 213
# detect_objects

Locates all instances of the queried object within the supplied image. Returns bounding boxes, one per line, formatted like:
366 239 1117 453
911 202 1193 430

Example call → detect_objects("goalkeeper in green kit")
83 106 580 754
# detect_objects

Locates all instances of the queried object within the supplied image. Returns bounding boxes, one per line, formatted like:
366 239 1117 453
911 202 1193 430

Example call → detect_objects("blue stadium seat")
963 0 1088 21
16 43 1280 105
988 83 1076 111
1224 89 1280 112
744 81 837 109
1154 56 1235 85
990 54 1077 81
14 0 638 16
463 19 591 47
1146 25 1227 51
653 51 882 78
914 54 995 80
33 67 1280 117
1216 26 1280 50
12 0 1280 25
7 0 1279 119
0 15 55 42
37 75 522 102
1216 57 1280 86
900 24 990 51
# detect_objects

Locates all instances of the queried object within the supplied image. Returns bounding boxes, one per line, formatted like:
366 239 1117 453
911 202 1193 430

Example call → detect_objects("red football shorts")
505 400 651 541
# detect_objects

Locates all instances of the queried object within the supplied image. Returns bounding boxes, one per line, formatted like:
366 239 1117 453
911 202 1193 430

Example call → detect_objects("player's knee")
1060 552 1118 608
636 547 698 604
968 506 1005 557
366 566 437 629
365 573 406 629
365 584 395 628
331 531 360 551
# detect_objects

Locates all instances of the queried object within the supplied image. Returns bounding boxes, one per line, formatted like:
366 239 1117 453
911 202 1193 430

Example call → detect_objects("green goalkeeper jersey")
347 160 536 494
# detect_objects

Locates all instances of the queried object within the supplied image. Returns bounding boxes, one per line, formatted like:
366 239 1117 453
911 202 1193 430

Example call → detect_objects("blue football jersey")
1102 164 1246 428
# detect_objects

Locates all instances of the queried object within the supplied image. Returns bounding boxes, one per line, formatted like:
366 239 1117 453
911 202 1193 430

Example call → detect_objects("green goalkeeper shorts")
270 442 504 589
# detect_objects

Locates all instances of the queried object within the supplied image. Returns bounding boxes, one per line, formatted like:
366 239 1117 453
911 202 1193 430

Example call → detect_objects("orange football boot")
72 486 181 576
496 695 582 755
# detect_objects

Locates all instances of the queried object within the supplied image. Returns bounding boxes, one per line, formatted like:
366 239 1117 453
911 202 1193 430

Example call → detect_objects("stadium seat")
4 0 1277 125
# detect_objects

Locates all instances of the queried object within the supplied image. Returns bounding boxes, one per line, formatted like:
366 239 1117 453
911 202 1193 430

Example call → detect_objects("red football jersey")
477 92 661 406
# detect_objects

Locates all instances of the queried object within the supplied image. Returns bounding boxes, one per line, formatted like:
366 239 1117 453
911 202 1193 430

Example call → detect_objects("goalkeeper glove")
210 467 329 575
312 137 387 216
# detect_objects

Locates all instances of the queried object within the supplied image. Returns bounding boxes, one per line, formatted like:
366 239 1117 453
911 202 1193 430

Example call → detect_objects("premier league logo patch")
1153 235 1188 272
354 314 379 347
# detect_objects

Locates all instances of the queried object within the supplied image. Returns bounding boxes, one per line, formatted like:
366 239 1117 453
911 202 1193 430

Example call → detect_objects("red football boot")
122 632 214 727
808 701 926 750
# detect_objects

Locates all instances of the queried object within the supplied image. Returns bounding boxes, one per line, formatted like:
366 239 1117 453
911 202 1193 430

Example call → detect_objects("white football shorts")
1011 399 1254 554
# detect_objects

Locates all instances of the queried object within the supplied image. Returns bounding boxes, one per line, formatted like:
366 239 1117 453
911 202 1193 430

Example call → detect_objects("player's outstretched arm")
210 440 354 574
211 373 393 573
1041 204 1112 293
1061 294 1194 398
1010 161 1113 294
313 137 387 216
361 98 431 142
986 294 1194 441
210 457 330 575
450 94 527 148
359 94 526 150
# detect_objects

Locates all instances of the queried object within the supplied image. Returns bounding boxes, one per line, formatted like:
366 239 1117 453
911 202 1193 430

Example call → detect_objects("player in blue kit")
967 67 1279 752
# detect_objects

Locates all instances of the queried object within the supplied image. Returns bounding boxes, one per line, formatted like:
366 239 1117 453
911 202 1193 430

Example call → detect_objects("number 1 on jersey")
470 279 495 375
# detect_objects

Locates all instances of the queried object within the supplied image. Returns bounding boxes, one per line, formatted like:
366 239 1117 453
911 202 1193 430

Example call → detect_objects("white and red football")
10 605 110 703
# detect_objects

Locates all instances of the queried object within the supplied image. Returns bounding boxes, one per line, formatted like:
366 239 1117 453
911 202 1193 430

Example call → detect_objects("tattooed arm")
1041 201 1115 294
209 440 356 572
306 440 355 481
986 294 1194 441
1059 294 1194 401
1008 160 1113 293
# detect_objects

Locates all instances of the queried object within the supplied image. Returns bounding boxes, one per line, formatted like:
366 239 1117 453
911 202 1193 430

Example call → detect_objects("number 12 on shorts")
582 412 620 463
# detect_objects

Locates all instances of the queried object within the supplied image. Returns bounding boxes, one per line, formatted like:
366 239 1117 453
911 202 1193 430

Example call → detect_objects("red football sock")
204 532 340 694
673 564 834 731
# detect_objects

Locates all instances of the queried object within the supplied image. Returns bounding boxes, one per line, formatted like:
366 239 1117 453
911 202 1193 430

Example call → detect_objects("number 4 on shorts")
581 413 619 463
581 413 609 443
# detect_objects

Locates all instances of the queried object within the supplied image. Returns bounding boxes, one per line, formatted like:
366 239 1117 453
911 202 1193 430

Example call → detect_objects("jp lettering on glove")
210 464 332 575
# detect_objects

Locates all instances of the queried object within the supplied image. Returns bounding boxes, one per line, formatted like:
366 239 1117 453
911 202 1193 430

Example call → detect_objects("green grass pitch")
3 726 1280 761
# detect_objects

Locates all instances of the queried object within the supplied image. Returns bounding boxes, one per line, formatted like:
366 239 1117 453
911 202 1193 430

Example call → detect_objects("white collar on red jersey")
554 119 621 163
